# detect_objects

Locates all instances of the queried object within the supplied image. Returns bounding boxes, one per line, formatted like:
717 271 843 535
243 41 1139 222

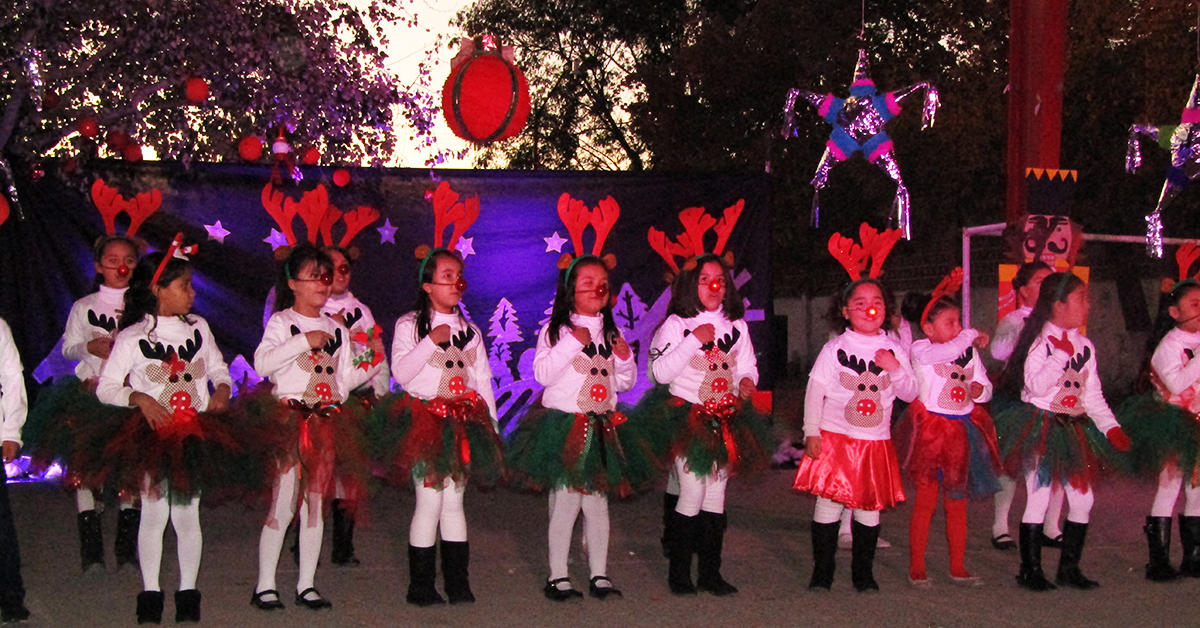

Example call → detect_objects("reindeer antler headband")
829 223 903 292
555 193 620 286
1162 241 1200 294
920 267 963 325
151 232 198 286
92 179 161 239
415 181 479 282
262 183 378 261
648 201 744 280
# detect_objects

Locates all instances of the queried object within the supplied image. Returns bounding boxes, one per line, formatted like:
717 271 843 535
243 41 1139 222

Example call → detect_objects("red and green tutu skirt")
895 400 1002 500
367 392 504 488
992 396 1124 490
628 384 772 478
25 377 134 492
504 398 658 498
793 430 904 511
1118 393 1200 483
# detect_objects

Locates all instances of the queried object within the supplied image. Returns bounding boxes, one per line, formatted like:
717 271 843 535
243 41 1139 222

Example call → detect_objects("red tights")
909 479 969 580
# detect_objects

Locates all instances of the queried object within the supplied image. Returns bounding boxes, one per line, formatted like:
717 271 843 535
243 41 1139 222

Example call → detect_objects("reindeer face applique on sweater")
139 329 206 421
933 347 974 411
428 327 477 398
573 340 616 414
87 309 119 341
1050 345 1091 416
291 325 343 406
687 327 741 404
837 349 892 427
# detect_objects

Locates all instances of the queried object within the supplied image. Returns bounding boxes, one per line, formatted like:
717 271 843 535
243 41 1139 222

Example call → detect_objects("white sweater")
62 285 127 380
533 313 636 414
97 315 232 413
255 309 377 405
391 310 498 424
991 306 1031 362
649 310 758 405
1019 322 1117 432
1150 326 1200 414
0 318 27 445
910 329 992 415
322 290 390 396
803 329 917 441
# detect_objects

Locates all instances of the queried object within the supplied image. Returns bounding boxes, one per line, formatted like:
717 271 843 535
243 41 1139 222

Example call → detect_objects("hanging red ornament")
106 129 129 152
442 37 530 144
239 136 263 161
122 143 144 163
77 117 99 138
185 77 210 104
333 169 350 187
300 146 320 165
272 128 290 157
42 91 60 110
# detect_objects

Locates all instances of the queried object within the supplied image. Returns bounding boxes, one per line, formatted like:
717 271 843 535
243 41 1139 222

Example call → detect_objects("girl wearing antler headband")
1118 244 1200 583
896 268 1001 588
506 193 654 601
638 203 772 597
94 238 237 623
995 272 1130 592
250 244 384 612
794 224 917 593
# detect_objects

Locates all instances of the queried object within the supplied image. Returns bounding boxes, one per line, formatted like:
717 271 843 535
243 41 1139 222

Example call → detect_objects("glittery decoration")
0 158 25 223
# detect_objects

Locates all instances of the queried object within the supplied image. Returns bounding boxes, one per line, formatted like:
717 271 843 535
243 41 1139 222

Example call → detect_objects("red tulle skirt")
896 401 1002 500
793 430 904 510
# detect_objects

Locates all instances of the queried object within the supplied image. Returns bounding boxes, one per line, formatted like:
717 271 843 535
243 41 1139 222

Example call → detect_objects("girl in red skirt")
795 225 916 592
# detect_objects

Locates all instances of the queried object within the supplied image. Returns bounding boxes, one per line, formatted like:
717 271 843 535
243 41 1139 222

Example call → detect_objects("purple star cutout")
544 231 568 253
264 229 290 250
455 236 475 259
377 218 398 244
204 220 231 243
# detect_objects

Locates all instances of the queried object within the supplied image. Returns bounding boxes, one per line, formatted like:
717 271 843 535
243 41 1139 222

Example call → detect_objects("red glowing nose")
117 264 130 277
709 280 723 293
594 284 608 299
866 307 878 317
456 278 468 292
856 399 877 416
590 384 608 403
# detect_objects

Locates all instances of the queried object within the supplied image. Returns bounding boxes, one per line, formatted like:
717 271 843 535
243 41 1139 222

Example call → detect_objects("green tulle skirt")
1118 393 1200 483
992 394 1125 489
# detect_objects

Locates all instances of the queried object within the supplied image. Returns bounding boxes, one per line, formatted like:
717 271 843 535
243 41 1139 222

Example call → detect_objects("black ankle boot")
696 511 738 595
809 521 839 591
407 545 445 606
661 492 679 558
174 589 201 622
1056 521 1099 589
77 510 104 572
115 508 140 569
850 520 880 592
667 511 697 595
331 499 360 566
1145 516 1180 582
1017 523 1056 591
441 540 475 604
0 589 29 623
136 590 164 624
1179 515 1200 577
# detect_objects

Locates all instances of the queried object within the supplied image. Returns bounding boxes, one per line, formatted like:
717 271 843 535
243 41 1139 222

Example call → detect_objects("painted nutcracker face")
1023 215 1073 266
95 239 138 289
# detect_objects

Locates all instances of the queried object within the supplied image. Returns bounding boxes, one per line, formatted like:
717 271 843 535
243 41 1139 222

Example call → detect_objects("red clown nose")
709 280 723 293
594 284 609 299
866 307 878 317
456 278 468 292
117 264 130 277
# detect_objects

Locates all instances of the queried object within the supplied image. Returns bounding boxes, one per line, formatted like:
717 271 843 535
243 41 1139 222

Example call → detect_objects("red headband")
151 232 197 286
920 267 963 325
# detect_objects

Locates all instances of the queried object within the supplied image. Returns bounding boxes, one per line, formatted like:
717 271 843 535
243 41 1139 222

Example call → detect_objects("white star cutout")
544 231 568 253
204 221 231 243
455 236 475 258
377 218 398 244
264 229 290 250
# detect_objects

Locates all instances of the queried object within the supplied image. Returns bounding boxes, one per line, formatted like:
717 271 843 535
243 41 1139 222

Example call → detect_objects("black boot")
0 589 29 623
696 511 738 595
331 499 360 566
1016 523 1056 590
1145 516 1180 582
661 492 679 558
850 520 880 592
441 540 475 604
808 521 839 591
1179 515 1200 577
407 545 445 606
1055 520 1099 589
115 508 140 569
77 510 104 572
174 589 201 623
667 511 697 595
136 590 164 624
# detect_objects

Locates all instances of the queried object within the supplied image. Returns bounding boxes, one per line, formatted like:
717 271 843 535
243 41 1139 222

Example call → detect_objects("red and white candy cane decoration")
151 232 198 286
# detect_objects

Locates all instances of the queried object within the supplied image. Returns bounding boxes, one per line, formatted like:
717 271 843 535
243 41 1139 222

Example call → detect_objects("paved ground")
6 468 1199 627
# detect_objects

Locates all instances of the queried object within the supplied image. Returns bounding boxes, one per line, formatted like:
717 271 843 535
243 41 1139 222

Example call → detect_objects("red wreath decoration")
442 36 530 144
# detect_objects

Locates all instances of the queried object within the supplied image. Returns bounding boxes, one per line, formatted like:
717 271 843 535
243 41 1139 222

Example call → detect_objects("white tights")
992 474 1066 537
139 480 201 592
1022 468 1093 524
814 497 879 527
548 488 608 581
1150 463 1200 517
256 465 324 595
673 458 727 516
410 477 467 547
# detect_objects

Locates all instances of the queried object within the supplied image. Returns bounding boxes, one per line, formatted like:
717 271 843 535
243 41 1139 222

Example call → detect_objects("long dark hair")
1013 260 1052 296
666 254 745 320
412 249 470 340
120 252 191 331
999 271 1086 396
1135 280 1200 394
901 291 959 327
547 256 619 346
827 278 896 332
92 235 139 291
274 244 332 313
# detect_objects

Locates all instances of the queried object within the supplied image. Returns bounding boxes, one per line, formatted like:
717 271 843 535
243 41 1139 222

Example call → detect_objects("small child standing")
0 317 30 622
795 225 916 592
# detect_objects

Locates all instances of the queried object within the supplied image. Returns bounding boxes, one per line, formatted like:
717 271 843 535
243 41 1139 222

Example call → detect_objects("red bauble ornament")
239 136 263 161
442 46 530 143
300 146 320 165
185 77 209 104
332 169 350 187
42 91 60 110
77 117 99 138
122 144 143 163
106 129 129 152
